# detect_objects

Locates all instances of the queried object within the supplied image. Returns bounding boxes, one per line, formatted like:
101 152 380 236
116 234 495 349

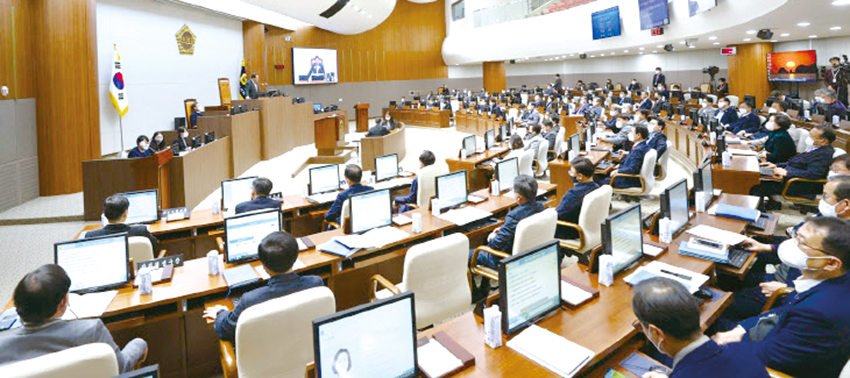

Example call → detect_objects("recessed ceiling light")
623 50 629 53
771 40 778 43
679 41 686 45
713 42 720 45
590 55 596 58
743 38 752 42
689 46 696 49
809 35 818 38
709 36 717 40
798 22 810 27
833 0 850 5
746 30 757 35
601 54 606 56
831 26 842 30
652 50 658 53
639 47 645 51
656 45 664 48
780 33 790 37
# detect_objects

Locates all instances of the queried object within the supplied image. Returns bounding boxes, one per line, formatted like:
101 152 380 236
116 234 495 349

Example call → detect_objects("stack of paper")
61 290 118 320
730 149 758 156
506 324 594 377
335 226 411 249
623 261 709 293
437 207 492 226
686 225 747 245
417 339 464 377
560 281 593 306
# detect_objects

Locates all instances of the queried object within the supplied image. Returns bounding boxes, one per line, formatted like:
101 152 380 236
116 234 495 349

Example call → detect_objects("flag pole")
119 115 125 153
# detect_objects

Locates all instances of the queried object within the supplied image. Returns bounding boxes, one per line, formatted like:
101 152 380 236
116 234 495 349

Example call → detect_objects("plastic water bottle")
491 180 500 195
411 213 422 233
207 250 220 276
598 255 614 287
722 150 732 167
484 305 503 349
139 268 153 295
659 217 673 243
212 200 221 215
695 191 706 213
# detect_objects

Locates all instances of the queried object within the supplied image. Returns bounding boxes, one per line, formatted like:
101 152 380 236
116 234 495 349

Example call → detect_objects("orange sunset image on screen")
767 50 819 82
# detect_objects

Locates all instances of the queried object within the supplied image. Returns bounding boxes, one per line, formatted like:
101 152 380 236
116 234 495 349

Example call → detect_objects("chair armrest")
766 367 795 378
219 340 237 378
610 172 647 194
761 287 796 314
322 220 340 230
781 177 827 204
469 246 510 282
654 163 664 179
215 237 225 254
556 220 585 250
208 229 224 237
369 274 401 301
157 249 167 259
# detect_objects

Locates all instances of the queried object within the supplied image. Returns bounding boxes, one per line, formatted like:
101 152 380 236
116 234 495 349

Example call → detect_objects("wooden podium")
294 112 353 176
354 103 370 132
82 149 173 221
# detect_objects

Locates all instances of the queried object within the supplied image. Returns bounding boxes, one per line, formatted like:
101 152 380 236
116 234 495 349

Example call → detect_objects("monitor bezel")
435 170 469 210
484 129 495 150
223 208 282 264
462 135 476 156
111 364 159 378
348 188 393 235
309 165 341 196
569 133 581 153
698 160 713 194
312 291 418 378
498 240 562 335
119 188 160 224
54 233 130 294
602 203 644 275
662 178 691 236
495 157 519 194
221 176 259 211
374 153 400 183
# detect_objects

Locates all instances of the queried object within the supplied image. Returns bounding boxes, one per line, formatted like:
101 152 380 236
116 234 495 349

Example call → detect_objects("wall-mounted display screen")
292 48 339 85
689 0 717 17
767 50 819 83
591 7 621 40
639 0 669 31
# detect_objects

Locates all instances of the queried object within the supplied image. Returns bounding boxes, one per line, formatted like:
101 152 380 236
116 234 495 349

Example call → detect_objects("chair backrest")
514 208 558 253
795 128 810 153
535 137 549 175
128 236 154 271
700 83 711 93
450 100 459 114
758 115 767 125
554 127 565 156
835 148 847 158
519 149 535 176
706 94 717 103
683 93 691 101
839 357 850 378
577 185 613 253
402 233 471 328
119 150 129 159
0 343 119 378
341 199 351 230
635 149 658 195
508 108 519 121
656 141 673 181
416 164 449 209
727 95 740 107
802 100 811 112
235 286 336 378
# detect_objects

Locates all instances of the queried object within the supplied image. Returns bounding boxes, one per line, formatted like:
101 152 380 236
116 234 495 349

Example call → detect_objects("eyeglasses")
795 234 825 253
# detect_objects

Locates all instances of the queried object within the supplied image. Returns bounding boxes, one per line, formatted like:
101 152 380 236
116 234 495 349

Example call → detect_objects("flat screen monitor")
375 154 399 182
638 0 670 30
112 364 159 378
349 189 392 234
569 134 581 153
55 234 130 293
591 6 621 40
498 240 561 335
661 179 691 237
688 0 717 17
496 157 519 193
485 129 495 150
436 170 468 210
309 164 341 195
602 204 644 274
500 123 509 141
463 135 476 156
191 136 202 148
224 209 282 263
120 189 159 224
292 48 338 85
204 132 215 144
313 103 323 112
313 292 417 378
695 160 714 203
767 50 819 83
221 176 257 211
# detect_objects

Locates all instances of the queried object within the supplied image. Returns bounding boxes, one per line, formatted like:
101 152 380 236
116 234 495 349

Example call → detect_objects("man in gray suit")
521 103 541 127
246 73 261 99
0 265 147 373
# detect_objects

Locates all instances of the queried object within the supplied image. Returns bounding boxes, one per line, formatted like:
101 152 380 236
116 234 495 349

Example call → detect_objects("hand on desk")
642 372 669 378
712 325 746 346
203 305 229 320
774 167 788 177
760 281 789 297
740 236 773 253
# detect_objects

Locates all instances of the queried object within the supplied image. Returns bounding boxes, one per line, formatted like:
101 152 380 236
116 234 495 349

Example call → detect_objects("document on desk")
506 324 594 377
373 177 413 191
437 207 492 226
561 281 593 307
61 290 118 320
335 226 411 249
417 339 464 378
730 149 758 156
624 261 708 293
686 224 747 246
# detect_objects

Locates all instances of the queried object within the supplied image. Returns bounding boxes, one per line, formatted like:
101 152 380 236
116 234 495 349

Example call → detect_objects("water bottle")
412 213 422 233
659 217 673 243
207 250 220 276
695 191 706 213
139 268 153 295
212 200 221 215
484 305 503 349
491 180 500 196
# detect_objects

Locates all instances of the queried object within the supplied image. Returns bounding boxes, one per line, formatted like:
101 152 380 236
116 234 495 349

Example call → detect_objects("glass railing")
470 0 598 28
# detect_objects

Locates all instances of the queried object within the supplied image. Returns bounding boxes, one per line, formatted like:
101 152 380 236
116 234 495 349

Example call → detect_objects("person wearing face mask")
824 57 848 107
554 158 599 240
749 101 794 146
697 97 717 121
821 90 848 123
522 103 542 127
189 103 203 128
172 127 192 153
828 153 850 180
628 78 642 92
712 217 850 378
598 125 650 189
637 91 653 110
602 114 635 149
380 113 397 131
646 117 668 157
716 78 729 97
690 87 706 100
715 97 739 128
652 67 666 88
757 114 796 164
631 278 769 378
729 102 760 136
752 125 836 209
574 96 590 117
651 91 666 115
553 74 562 95
150 132 166 152
394 150 434 213
127 135 152 158
602 108 619 131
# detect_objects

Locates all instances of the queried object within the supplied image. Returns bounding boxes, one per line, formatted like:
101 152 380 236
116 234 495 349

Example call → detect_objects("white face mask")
154 136 163 143
828 171 848 180
766 122 778 132
818 198 844 217
183 132 189 138
806 137 814 148
816 97 825 103
768 108 778 114
140 142 149 150
633 115 640 122
701 102 708 109
740 108 749 116
616 121 625 128
778 239 835 271
628 133 636 142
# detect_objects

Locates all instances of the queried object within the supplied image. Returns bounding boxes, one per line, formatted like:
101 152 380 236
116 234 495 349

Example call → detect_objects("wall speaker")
580 54 587 59
757 29 774 40
663 44 674 52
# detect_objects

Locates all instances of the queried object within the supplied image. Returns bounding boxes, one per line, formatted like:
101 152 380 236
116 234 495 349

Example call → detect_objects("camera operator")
825 56 849 107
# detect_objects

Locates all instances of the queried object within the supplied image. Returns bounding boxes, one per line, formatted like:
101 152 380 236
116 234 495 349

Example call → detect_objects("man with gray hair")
822 90 848 124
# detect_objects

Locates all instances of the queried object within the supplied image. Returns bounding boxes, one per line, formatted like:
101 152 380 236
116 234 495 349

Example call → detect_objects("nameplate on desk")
560 275 599 308
416 331 475 378
138 254 185 270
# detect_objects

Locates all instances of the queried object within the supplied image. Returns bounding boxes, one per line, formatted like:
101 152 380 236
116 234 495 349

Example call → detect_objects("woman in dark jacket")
150 132 167 152
760 114 797 164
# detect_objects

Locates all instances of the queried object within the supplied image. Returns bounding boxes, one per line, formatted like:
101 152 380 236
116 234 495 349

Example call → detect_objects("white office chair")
553 127 566 157
371 233 471 328
0 343 119 378
758 115 767 125
558 185 613 254
535 138 549 177
322 199 351 231
508 108 519 122
519 148 535 176
655 141 673 181
684 93 692 102
450 100 459 115
416 164 449 209
839 358 850 378
795 128 810 153
220 286 336 378
835 148 847 158
727 95 740 107
128 237 167 271
803 100 812 112
119 150 129 159
612 149 658 199
470 208 558 282
521 93 529 105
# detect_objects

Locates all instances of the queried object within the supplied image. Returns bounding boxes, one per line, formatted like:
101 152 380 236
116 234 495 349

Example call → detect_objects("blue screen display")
591 6 621 40
639 0 669 30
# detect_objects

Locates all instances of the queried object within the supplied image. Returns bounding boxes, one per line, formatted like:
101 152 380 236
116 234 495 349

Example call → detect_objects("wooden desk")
168 138 233 210
231 97 318 160
360 125 407 172
383 107 451 129
445 145 511 192
455 111 502 137
196 112 261 177
82 149 173 221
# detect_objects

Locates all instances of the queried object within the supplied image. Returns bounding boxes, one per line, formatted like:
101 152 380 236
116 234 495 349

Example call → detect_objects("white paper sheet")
730 149 758 156
642 244 664 257
623 261 709 293
686 224 747 245
506 324 594 377
62 290 118 320
560 281 593 306
335 226 410 249
437 207 493 226
417 339 464 378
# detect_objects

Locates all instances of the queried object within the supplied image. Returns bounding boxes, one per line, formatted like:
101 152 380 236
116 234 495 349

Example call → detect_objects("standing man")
652 67 666 88
553 74 563 95
246 73 260 99
825 57 847 107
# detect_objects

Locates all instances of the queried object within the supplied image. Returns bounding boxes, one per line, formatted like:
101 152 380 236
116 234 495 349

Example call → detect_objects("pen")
660 269 691 281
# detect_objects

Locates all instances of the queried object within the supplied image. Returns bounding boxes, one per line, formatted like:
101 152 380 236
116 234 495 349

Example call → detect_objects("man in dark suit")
245 73 261 99
555 158 600 239
86 194 159 252
651 92 666 115
823 90 848 123
646 117 668 157
729 102 761 135
394 150 434 213
235 177 282 214
172 127 191 153
825 57 848 106
632 278 769 378
715 97 739 127
204 231 324 343
652 67 666 88
489 98 503 119
637 91 653 110
324 164 374 226
716 78 729 97
713 217 850 378
628 79 642 92
554 74 563 94
599 125 650 189
366 123 390 137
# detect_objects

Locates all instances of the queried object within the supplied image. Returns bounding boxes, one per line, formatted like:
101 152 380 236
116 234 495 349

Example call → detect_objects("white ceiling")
241 0 397 34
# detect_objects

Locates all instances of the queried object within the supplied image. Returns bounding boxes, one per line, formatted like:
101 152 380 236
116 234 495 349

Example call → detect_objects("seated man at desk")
0 265 148 373
555 157 599 239
602 114 636 150
713 217 850 378
542 121 559 160
636 91 653 111
598 125 650 189
729 102 760 136
325 164 374 227
715 97 739 128
235 177 281 214
521 103 542 127
204 231 324 343
189 103 203 128
172 127 192 153
697 97 717 122
87 194 159 252
524 123 545 156
394 150 434 213
632 278 768 378
646 117 668 157
127 135 152 158
366 122 391 137
823 90 848 123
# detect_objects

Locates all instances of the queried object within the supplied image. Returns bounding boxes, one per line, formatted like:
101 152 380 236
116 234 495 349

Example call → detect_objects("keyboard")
591 147 611 152
456 217 499 234
596 160 613 170
748 215 769 231
610 152 623 160
162 207 190 221
307 192 338 204
724 248 753 269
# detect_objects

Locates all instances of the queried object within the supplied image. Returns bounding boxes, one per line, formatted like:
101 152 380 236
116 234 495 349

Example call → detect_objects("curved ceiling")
242 0 397 34
443 0 850 65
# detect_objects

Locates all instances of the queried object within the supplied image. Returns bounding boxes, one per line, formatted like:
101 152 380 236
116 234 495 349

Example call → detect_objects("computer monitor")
223 209 282 263
694 160 714 196
313 103 323 113
676 105 686 116
313 292 417 378
112 364 159 378
660 179 691 237
435 170 468 210
191 135 203 148
498 240 561 335
349 189 392 234
499 123 509 142
765 96 777 107
374 154 399 182
389 101 397 107
221 176 257 211
485 129 495 150
204 132 215 144
55 234 130 293
119 189 159 224
688 108 699 123
601 204 644 274
309 164 341 195
462 135 476 156
496 157 519 193
569 133 581 153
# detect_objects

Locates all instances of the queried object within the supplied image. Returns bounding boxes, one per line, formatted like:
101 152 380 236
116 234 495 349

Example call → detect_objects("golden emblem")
175 24 196 55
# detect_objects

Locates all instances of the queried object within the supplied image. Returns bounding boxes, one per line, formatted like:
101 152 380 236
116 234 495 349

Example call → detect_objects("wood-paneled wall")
243 21 266 88
483 61 506 93
261 0 448 86
728 42 773 106
0 0 36 99
35 0 101 195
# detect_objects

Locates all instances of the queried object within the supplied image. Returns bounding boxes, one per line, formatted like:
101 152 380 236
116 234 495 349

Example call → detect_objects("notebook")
712 203 761 223
222 265 260 288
